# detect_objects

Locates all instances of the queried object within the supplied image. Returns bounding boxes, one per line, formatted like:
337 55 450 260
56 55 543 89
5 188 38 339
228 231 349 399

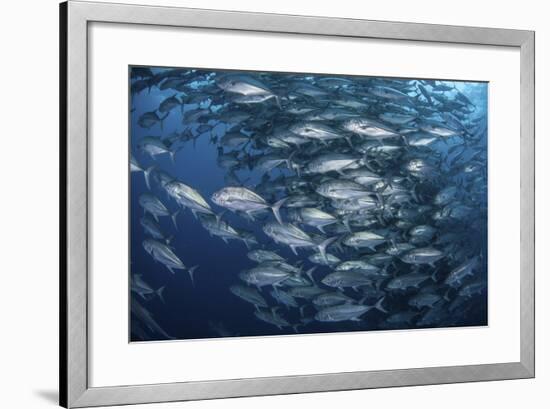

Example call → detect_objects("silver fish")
230 284 268 308
342 231 386 250
138 193 178 228
315 298 386 322
316 180 370 200
239 266 291 287
131 274 165 302
445 257 479 288
142 239 186 275
400 247 444 266
386 273 433 291
263 222 336 259
212 187 286 224
342 117 399 139
165 180 213 216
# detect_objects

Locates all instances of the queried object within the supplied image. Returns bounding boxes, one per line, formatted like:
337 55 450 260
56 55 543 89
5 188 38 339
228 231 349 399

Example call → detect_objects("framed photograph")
60 1 535 407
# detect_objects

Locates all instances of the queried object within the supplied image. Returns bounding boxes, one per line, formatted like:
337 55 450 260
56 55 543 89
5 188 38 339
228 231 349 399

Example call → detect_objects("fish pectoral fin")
187 265 198 287
156 286 166 304
171 209 180 230
143 166 156 190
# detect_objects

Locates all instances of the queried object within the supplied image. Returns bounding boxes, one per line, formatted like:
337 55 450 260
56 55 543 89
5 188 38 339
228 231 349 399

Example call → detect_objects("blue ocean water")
129 67 488 341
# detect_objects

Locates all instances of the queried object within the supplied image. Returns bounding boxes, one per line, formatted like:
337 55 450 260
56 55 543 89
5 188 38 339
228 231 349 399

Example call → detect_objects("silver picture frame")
60 1 535 407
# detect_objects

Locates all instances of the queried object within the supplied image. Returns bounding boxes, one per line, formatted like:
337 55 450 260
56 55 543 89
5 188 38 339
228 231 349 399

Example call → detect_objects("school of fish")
130 66 488 340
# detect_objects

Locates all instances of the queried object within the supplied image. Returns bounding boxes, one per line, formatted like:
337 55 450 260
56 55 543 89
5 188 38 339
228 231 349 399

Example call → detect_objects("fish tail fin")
292 324 301 333
431 270 438 282
156 286 166 304
171 209 180 230
144 165 156 190
169 150 177 164
275 95 282 110
299 305 307 318
375 296 388 313
305 266 316 283
271 197 287 224
165 235 173 245
443 289 451 302
188 265 198 287
317 236 338 264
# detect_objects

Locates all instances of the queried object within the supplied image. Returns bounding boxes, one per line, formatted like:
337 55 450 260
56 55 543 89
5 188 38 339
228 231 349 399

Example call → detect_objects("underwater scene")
129 66 488 342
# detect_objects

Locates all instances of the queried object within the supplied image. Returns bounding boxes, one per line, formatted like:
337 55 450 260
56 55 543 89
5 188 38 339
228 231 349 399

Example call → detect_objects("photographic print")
129 66 488 342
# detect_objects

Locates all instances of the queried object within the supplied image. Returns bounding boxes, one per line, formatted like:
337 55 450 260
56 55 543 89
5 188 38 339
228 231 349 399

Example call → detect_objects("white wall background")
0 0 546 408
